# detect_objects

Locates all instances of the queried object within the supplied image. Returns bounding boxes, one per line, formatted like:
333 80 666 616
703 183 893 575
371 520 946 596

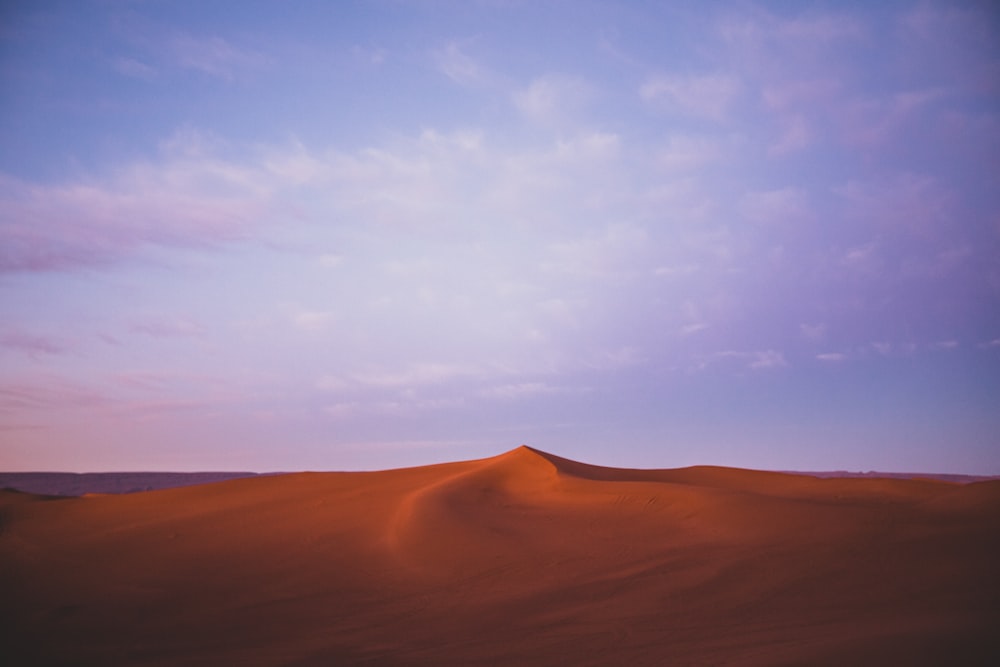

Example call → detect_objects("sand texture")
2 446 998 665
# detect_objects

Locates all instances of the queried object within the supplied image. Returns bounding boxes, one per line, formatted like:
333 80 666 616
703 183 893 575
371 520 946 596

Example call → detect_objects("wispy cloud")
113 56 157 80
640 73 741 121
292 311 335 333
840 90 945 148
131 317 206 339
799 323 826 341
740 187 811 224
542 221 643 279
352 45 387 67
479 382 561 400
0 144 271 273
836 173 953 244
655 135 722 172
513 74 595 124
358 365 472 389
0 378 110 412
749 350 788 369
318 253 343 268
168 34 269 80
679 322 709 336
435 41 485 86
768 114 812 155
324 395 465 419
0 330 67 358
718 9 865 60
693 349 788 372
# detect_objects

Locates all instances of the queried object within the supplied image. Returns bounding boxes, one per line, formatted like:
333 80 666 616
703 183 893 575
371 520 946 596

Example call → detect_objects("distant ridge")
0 471 261 496
1 449 995 496
783 470 1000 483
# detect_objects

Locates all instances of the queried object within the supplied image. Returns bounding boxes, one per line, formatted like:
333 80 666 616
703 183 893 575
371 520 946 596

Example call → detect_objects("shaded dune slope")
2 446 998 666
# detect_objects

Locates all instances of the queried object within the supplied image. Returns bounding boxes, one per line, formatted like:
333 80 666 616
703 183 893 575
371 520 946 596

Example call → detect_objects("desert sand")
2 445 998 665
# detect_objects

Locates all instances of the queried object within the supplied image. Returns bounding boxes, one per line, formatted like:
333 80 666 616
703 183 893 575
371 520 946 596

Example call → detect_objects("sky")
1 1 998 474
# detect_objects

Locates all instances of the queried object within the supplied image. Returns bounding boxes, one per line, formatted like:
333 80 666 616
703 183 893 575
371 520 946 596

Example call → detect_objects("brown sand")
2 446 998 665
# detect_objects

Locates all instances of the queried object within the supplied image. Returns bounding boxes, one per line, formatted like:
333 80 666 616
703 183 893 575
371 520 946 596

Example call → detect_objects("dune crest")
385 446 563 571
2 447 998 665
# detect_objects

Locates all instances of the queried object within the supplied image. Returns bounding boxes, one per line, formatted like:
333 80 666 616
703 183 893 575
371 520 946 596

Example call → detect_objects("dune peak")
476 444 561 484
497 444 548 461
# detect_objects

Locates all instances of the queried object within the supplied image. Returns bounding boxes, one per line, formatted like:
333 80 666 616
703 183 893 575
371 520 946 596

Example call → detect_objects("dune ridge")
2 446 998 665
2 457 992 497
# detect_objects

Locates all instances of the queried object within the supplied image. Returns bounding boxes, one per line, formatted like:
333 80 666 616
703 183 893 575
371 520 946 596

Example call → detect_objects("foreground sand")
2 446 998 665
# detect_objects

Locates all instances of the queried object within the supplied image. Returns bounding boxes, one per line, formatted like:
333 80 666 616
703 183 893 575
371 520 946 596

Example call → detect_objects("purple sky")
1 1 998 473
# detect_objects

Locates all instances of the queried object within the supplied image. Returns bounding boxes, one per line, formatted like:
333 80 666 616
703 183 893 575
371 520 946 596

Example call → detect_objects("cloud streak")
0 139 272 272
0 331 67 358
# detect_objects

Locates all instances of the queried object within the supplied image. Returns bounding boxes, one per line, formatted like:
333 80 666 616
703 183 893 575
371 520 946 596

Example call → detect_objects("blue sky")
1 1 998 473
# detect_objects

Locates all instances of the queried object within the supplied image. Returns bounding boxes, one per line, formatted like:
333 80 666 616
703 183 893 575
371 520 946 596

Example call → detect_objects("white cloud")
318 253 343 268
350 363 480 389
480 382 560 400
642 178 718 226
817 352 848 362
262 142 329 186
837 173 951 233
0 137 274 272
324 401 362 418
769 114 812 155
293 311 335 333
131 317 205 338
0 377 111 412
695 349 788 371
840 90 945 148
843 242 877 266
679 322 709 336
315 375 349 392
640 73 741 121
554 131 620 160
352 45 387 66
656 135 721 171
543 222 645 279
800 323 826 341
0 330 67 358
113 57 157 80
871 342 892 356
719 11 865 56
761 79 842 112
324 395 465 419
740 187 810 223
653 264 700 278
435 41 484 86
513 75 594 124
776 15 865 42
168 34 269 81
749 350 787 369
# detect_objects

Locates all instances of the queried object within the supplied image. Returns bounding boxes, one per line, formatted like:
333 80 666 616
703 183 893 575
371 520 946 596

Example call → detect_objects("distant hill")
0 467 995 497
0 472 262 496
786 471 1000 483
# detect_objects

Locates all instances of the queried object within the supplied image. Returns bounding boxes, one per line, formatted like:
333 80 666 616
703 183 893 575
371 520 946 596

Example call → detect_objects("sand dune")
2 446 998 665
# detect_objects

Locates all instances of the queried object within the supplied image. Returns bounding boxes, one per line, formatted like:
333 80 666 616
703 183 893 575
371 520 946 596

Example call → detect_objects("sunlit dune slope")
2 446 998 666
